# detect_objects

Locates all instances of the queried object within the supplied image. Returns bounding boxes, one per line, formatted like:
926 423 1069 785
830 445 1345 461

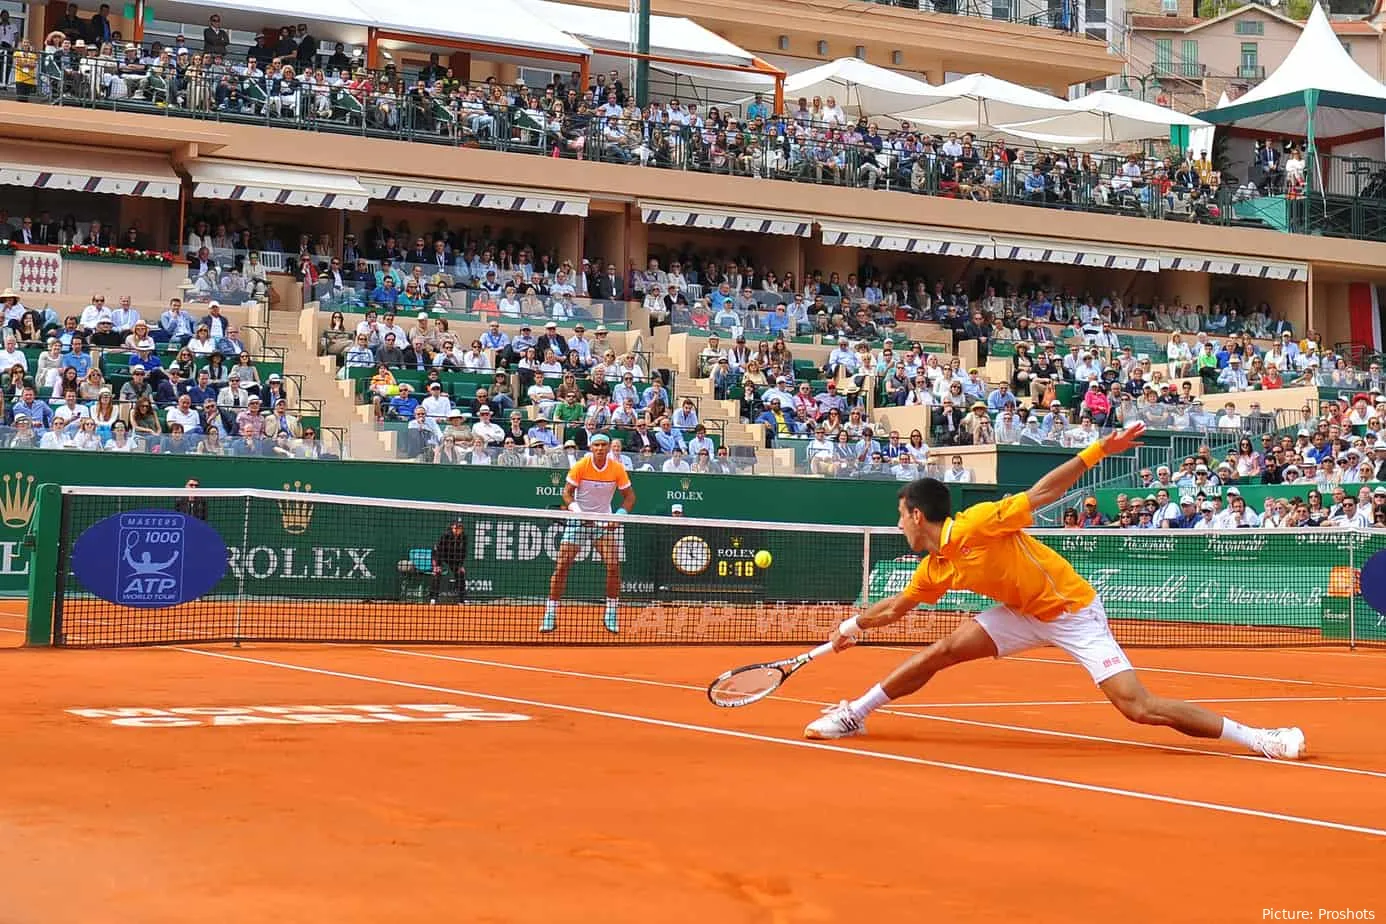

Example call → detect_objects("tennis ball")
754 550 773 569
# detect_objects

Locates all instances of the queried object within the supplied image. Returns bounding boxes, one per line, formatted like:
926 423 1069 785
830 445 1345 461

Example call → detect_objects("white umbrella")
999 90 1211 146
781 57 939 119
886 73 1070 132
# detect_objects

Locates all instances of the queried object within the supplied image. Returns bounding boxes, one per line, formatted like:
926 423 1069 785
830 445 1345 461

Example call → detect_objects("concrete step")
348 421 396 461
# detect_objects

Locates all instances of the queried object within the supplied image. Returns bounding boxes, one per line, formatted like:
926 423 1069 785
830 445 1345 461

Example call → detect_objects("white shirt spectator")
166 404 201 432
1332 509 1372 528
943 465 972 483
472 419 505 444
79 302 113 329
53 401 91 426
462 349 493 371
421 392 453 420
0 344 27 372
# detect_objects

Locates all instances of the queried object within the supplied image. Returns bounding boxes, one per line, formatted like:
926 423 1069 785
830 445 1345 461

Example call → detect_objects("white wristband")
838 616 862 638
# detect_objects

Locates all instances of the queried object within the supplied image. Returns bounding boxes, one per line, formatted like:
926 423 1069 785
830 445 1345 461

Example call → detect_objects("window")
1239 42 1261 80
1180 39 1200 78
1155 38 1173 76
1162 0 1178 11
992 0 1012 21
1235 19 1265 35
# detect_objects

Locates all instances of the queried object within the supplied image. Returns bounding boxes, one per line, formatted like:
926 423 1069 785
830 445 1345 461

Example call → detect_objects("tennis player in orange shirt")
805 422 1308 760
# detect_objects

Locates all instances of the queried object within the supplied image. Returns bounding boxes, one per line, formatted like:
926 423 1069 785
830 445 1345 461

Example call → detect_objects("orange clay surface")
2 606 1385 923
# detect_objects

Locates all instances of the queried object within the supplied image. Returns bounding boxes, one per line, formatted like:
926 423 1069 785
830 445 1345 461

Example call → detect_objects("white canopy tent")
1199 4 1386 143
780 58 938 118
521 0 753 67
519 0 777 94
998 90 1210 149
886 73 1069 132
359 0 591 58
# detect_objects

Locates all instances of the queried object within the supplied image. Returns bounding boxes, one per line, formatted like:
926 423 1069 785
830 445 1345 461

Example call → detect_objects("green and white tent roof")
1199 3 1386 141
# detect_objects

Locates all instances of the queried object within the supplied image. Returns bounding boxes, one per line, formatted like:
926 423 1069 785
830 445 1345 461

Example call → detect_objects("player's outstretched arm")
830 593 917 651
1026 422 1145 510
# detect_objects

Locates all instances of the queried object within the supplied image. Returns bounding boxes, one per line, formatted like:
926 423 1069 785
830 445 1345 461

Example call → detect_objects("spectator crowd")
2 288 331 457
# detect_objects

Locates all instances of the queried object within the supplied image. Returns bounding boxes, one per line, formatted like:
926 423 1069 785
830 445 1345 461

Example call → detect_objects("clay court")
3 603 1385 923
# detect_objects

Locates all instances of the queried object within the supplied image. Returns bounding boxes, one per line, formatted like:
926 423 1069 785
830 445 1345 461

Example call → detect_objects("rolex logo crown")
0 472 36 528
680 478 691 490
550 472 562 486
278 481 315 535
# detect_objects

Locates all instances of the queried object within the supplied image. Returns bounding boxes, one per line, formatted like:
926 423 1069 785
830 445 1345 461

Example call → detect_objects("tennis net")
32 485 1386 649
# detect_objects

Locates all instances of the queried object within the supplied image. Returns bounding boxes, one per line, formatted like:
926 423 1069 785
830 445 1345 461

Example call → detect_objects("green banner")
866 530 1386 640
1092 483 1386 517
61 492 864 608
4 449 1010 597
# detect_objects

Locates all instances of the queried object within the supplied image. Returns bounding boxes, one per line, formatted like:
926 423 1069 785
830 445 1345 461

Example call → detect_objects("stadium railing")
41 62 1257 232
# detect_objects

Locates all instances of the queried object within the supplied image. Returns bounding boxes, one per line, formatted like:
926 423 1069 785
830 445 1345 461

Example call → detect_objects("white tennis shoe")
1254 726 1307 760
804 701 865 740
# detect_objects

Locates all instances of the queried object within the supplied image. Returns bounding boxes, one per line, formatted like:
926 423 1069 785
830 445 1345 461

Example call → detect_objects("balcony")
1153 62 1207 80
1238 64 1266 81
859 0 1070 30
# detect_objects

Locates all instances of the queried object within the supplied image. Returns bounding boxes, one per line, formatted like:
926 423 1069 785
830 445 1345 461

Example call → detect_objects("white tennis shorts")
975 596 1132 684
559 518 624 551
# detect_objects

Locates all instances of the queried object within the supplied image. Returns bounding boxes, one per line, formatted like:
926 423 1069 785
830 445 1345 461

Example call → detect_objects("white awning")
521 0 751 66
992 236 1159 272
1161 252 1308 282
820 220 1159 271
189 161 370 211
0 145 179 200
157 0 589 58
642 201 812 237
819 220 995 258
360 177 588 216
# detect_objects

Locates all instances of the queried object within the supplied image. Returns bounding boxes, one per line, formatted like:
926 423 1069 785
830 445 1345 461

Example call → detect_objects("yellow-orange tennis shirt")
567 455 631 514
902 493 1095 621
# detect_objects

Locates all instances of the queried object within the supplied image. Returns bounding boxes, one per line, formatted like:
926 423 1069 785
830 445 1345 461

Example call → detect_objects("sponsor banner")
64 492 866 605
866 531 1386 631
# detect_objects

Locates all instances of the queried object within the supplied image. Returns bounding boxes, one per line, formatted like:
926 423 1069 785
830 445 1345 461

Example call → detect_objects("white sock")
1220 717 1262 750
848 684 892 721
605 598 618 613
544 600 557 618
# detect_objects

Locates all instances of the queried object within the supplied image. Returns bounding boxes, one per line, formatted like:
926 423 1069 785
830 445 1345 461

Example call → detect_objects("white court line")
177 646 1386 839
0 626 24 633
872 646 1386 692
886 696 1386 708
379 648 1386 783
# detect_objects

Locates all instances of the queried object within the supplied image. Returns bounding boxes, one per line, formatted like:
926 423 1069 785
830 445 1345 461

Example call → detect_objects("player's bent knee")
1113 692 1158 724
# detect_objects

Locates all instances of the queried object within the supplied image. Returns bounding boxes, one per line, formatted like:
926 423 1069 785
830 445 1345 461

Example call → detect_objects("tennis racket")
706 642 835 708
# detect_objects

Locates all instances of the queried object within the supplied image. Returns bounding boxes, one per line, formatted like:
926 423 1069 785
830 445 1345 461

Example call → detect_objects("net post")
1349 530 1358 651
23 483 63 647
233 494 251 647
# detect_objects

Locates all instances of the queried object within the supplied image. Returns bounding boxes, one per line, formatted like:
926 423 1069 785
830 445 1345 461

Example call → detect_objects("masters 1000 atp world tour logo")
116 512 187 605
71 508 229 609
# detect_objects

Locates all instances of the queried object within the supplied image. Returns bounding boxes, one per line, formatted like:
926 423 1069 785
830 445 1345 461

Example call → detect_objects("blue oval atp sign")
71 510 229 609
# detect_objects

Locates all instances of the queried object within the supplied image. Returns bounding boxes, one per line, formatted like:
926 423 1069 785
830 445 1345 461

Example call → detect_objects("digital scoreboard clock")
659 529 769 600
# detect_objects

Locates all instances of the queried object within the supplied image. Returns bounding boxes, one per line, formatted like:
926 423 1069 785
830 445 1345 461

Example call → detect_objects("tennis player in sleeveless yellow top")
805 422 1308 760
